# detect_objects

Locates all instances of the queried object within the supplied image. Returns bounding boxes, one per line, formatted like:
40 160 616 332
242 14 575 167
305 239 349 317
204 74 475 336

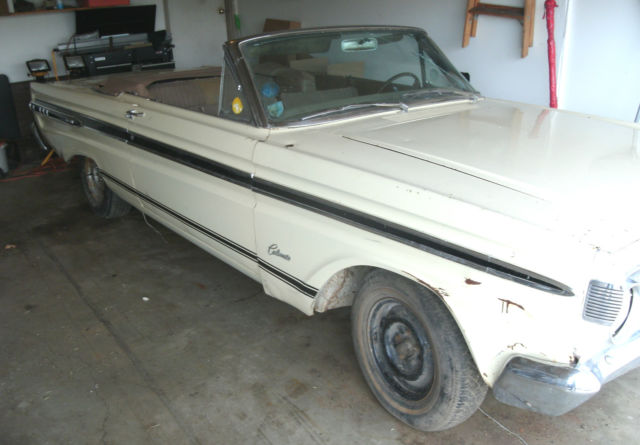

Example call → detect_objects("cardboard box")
263 18 301 32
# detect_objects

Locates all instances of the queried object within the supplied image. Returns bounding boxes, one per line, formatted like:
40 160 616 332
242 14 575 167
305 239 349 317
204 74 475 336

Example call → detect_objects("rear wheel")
351 270 487 431
80 157 130 218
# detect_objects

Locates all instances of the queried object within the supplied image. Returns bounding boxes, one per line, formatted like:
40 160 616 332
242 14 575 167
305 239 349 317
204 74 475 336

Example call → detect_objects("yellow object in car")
232 97 243 114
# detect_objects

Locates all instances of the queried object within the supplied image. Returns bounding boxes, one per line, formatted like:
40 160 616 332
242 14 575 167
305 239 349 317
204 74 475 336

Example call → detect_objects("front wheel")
351 270 487 431
80 157 130 218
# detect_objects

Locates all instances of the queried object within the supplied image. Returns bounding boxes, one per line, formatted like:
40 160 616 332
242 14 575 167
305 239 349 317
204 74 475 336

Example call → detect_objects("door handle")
125 109 145 119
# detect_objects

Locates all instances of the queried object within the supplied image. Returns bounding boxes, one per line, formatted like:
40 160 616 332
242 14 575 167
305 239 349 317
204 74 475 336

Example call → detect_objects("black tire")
80 157 130 218
351 270 487 431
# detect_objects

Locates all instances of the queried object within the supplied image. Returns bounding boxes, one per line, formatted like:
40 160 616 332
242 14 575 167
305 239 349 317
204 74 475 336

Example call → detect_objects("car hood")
269 98 640 253
343 99 637 199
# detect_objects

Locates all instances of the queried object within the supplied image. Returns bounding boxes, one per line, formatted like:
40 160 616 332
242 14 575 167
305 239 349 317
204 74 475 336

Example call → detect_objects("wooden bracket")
463 0 535 58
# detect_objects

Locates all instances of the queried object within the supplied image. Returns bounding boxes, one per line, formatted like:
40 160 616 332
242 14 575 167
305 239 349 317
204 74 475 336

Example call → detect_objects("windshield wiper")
300 102 409 121
402 88 479 102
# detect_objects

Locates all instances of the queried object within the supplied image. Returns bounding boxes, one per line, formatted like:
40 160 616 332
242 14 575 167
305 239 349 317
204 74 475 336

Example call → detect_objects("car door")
122 60 268 281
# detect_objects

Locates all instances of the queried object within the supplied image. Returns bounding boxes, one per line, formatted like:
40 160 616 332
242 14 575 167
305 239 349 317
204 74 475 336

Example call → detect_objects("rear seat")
146 77 221 115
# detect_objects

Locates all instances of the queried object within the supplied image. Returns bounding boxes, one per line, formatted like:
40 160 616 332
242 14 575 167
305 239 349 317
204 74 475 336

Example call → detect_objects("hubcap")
83 158 105 207
370 299 435 400
383 320 422 378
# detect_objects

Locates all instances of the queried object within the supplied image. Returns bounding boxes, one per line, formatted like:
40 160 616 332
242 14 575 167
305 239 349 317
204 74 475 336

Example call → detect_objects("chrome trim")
227 26 481 129
253 177 574 296
30 121 51 153
222 45 265 127
231 25 428 45
30 101 81 127
96 63 132 70
493 329 640 415
583 280 625 326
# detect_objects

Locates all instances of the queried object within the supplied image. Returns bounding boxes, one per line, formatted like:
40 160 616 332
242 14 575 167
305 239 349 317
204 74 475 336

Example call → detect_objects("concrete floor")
1 164 639 445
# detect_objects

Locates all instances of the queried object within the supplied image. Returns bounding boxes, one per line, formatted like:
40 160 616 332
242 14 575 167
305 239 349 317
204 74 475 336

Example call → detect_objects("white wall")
558 0 640 122
236 0 640 122
2 0 637 122
0 0 166 83
236 0 566 107
165 0 228 70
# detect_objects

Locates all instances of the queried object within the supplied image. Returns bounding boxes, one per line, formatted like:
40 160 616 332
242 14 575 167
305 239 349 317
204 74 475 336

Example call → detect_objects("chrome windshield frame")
225 26 480 129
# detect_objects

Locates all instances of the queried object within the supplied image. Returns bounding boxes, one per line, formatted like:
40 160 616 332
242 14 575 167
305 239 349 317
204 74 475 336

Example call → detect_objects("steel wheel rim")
369 298 434 401
83 158 105 207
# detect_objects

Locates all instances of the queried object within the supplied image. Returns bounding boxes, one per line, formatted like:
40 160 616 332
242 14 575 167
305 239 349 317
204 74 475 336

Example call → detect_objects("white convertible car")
31 26 640 431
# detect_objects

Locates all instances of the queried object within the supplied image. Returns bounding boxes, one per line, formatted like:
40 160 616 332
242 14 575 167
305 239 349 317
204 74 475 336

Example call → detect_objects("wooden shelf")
3 5 128 17
469 4 525 19
462 0 536 58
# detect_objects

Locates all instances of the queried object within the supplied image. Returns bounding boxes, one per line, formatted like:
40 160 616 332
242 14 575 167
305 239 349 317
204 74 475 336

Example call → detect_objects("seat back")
146 77 221 115
0 74 20 140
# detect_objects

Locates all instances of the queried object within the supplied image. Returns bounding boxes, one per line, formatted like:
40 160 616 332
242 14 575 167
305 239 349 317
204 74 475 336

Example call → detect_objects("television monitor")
76 5 156 37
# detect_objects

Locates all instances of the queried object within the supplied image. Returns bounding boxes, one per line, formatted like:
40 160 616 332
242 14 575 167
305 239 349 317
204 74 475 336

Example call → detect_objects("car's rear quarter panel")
31 82 139 207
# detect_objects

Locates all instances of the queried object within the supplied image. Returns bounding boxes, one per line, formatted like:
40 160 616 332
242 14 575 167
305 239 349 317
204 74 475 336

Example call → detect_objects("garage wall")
0 0 166 83
165 0 228 70
236 0 567 107
236 0 639 122
558 0 640 122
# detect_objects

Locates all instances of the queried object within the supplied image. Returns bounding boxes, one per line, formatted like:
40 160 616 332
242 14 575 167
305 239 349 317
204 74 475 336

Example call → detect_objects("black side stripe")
31 100 252 189
257 259 318 297
253 178 572 296
30 102 81 127
32 99 573 296
99 170 317 298
126 132 252 189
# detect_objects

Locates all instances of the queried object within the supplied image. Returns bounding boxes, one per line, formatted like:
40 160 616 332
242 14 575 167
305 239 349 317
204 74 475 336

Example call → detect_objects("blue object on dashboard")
261 81 280 98
267 101 284 118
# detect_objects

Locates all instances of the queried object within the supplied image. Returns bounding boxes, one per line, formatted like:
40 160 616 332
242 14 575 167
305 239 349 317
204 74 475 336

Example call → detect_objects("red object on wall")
544 0 558 108
78 0 130 7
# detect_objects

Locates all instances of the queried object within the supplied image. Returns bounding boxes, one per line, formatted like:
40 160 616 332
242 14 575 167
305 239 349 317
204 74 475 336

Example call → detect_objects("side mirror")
461 72 471 82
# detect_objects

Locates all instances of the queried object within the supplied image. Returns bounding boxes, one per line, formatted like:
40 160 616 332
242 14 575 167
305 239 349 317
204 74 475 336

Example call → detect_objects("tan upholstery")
94 66 221 97
327 62 365 78
146 77 221 115
281 86 358 110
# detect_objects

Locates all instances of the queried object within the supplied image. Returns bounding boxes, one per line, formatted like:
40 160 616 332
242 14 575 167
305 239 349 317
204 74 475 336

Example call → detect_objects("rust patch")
498 298 525 313
403 271 448 298
324 270 350 310
465 278 482 285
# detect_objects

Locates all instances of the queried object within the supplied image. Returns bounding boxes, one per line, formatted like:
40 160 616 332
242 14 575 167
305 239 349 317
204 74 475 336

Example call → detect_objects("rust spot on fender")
403 271 448 298
498 298 525 313
465 278 481 285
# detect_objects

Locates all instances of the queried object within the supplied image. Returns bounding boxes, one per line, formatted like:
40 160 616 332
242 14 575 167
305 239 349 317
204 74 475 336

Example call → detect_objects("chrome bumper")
493 330 640 416
31 121 52 153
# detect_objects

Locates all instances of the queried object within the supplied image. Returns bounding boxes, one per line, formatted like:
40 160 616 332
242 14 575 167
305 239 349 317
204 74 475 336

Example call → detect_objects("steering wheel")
377 72 421 93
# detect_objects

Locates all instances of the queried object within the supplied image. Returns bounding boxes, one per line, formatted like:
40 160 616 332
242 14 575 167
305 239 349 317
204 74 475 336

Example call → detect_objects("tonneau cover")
93 66 221 97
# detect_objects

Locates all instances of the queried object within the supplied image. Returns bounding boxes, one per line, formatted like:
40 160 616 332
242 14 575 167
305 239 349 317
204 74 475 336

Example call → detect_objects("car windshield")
239 28 477 125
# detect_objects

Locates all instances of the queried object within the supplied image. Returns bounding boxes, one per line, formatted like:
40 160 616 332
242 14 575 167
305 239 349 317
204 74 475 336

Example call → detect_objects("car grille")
583 280 626 325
